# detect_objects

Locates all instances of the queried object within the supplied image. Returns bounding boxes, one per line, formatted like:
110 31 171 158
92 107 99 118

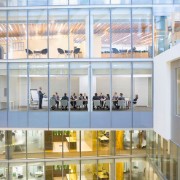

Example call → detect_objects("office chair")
112 48 119 54
74 48 80 58
41 48 48 55
57 48 65 57
25 49 33 58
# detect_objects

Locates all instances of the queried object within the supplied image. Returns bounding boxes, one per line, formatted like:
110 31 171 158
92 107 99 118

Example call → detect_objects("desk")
66 137 77 150
66 173 77 180
94 172 109 180
0 101 14 110
98 136 109 143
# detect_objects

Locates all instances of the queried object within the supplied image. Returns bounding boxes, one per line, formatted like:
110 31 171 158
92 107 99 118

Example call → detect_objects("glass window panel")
29 63 48 111
91 0 110 4
0 131 5 160
50 63 69 111
27 130 44 159
0 63 7 111
69 0 89 5
111 9 131 58
81 130 97 157
91 62 110 111
8 0 27 6
174 11 180 46
44 131 62 158
70 62 89 111
9 163 26 179
63 130 80 158
111 0 130 4
115 158 130 179
28 162 45 179
70 9 89 59
10 130 26 159
81 160 97 179
8 11 27 59
154 0 173 3
132 8 152 58
0 11 6 60
132 0 152 4
28 0 48 6
28 10 48 59
116 130 131 155
45 161 62 179
112 62 131 111
177 68 180 115
132 158 146 179
49 9 68 59
98 130 114 156
133 62 152 112
0 163 7 179
132 130 146 155
175 0 180 3
48 0 68 5
63 160 80 179
97 159 114 179
91 9 110 58
0 0 6 6
9 63 27 111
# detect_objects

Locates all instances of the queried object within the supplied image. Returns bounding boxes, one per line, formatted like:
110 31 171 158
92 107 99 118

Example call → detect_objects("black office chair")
41 48 48 55
25 49 33 57
57 48 65 57
74 48 80 58
112 48 119 54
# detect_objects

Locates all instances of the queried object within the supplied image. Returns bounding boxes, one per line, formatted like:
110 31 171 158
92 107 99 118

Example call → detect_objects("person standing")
55 92 60 109
38 87 44 109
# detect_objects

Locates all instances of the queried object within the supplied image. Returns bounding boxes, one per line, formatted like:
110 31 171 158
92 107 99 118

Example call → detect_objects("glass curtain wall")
133 62 152 112
28 0 48 6
132 8 152 58
28 162 44 179
7 0 27 6
28 10 48 59
69 9 89 59
9 163 26 179
9 63 27 111
8 11 27 59
91 9 110 58
48 0 68 5
111 8 131 58
177 68 180 115
49 9 68 59
0 11 6 60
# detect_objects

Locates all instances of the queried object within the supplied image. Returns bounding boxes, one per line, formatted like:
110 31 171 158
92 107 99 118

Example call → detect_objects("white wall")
154 43 180 140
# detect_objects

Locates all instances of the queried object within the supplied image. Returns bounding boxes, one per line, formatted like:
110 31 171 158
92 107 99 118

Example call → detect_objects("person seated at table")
105 94 110 109
79 93 83 100
61 93 69 110
93 93 100 109
55 92 60 109
100 93 106 108
118 93 125 100
133 94 138 104
83 93 88 109
71 93 78 108
112 92 118 108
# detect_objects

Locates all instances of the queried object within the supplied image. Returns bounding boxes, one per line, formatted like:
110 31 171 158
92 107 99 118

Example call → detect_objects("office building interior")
0 0 180 180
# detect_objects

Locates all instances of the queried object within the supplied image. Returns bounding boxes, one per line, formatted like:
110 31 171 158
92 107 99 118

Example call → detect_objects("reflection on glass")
28 0 48 6
133 62 152 112
27 130 44 159
92 63 110 111
177 68 180 115
70 62 89 111
0 63 7 111
116 130 130 155
49 9 68 59
111 0 130 4
132 0 152 4
132 8 152 58
69 0 89 5
63 160 80 179
0 11 7 60
81 131 97 157
91 0 110 4
0 163 7 179
91 9 110 58
111 9 131 58
0 0 6 6
8 0 27 6
28 10 48 59
10 130 26 159
132 158 146 179
28 162 44 179
8 11 27 59
10 163 26 179
50 63 69 111
63 131 80 158
70 9 89 59
154 0 172 3
48 0 68 5
44 130 62 158
9 63 27 111
116 159 130 179
112 62 131 111
29 63 48 111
